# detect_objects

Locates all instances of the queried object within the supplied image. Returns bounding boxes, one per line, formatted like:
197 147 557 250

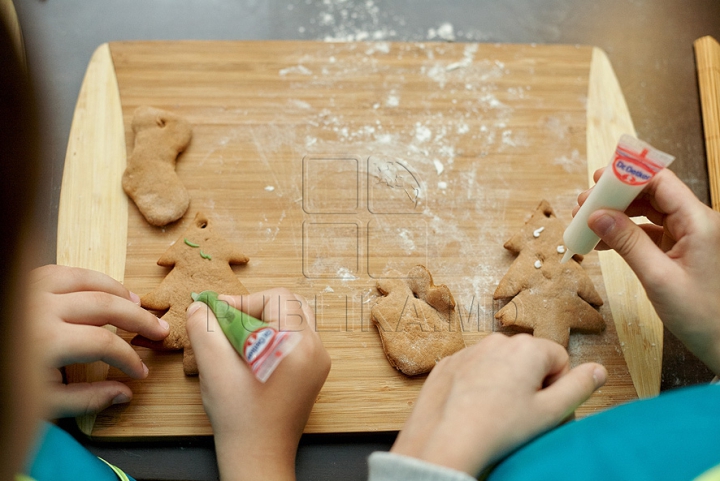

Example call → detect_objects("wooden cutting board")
58 40 661 439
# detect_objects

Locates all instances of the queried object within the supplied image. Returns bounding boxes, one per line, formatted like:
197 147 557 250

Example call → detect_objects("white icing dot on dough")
533 226 545 238
534 260 542 269
557 245 566 254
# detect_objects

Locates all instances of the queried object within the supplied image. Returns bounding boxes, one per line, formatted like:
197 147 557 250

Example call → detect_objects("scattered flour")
427 22 456 42
279 65 312 76
414 124 432 143
337 267 357 281
553 149 584 173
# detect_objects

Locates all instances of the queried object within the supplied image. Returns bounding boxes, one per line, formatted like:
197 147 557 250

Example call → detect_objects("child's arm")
186 288 331 481
28 265 170 418
386 333 605 477
580 168 720 375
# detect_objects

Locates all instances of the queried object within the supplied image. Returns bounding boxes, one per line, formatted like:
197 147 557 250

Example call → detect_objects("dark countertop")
14 0 720 479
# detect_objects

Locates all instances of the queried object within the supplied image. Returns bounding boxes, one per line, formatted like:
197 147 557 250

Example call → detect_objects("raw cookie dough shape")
493 200 605 347
371 265 465 376
131 212 250 375
122 106 192 226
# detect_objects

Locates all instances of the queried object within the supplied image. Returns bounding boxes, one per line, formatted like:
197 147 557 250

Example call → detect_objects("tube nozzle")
560 249 574 264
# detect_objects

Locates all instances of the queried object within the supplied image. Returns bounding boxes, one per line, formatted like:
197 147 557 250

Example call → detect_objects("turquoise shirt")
489 384 720 481
24 422 134 481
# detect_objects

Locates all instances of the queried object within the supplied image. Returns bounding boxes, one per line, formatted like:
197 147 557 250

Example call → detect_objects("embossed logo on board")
301 155 427 280
612 148 661 186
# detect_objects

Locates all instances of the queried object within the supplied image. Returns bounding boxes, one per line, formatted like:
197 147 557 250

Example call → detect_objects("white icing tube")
560 135 675 263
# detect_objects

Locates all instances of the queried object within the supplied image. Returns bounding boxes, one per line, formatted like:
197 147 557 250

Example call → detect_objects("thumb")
587 209 667 283
185 301 245 377
49 381 133 418
535 363 606 421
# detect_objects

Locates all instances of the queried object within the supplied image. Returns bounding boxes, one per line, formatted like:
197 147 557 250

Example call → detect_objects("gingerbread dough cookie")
131 212 249 375
122 106 192 226
371 265 465 376
493 200 605 347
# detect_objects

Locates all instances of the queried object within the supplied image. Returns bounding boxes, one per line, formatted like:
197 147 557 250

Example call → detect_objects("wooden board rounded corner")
586 46 663 398
57 42 128 436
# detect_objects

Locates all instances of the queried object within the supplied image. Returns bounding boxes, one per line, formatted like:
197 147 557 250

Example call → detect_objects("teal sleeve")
25 422 135 481
489 384 720 481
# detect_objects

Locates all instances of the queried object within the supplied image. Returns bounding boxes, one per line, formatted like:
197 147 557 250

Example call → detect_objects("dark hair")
0 14 40 479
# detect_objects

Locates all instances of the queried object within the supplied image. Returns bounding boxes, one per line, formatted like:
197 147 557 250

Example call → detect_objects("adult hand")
577 168 720 375
186 288 331 481
391 333 606 476
28 265 169 418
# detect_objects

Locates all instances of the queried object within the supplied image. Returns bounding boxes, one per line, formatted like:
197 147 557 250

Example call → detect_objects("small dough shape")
371 265 466 376
493 200 605 347
131 212 249 375
122 106 192 226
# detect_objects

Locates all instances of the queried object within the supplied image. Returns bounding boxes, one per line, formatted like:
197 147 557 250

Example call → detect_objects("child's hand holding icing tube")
571 148 720 376
186 288 331 481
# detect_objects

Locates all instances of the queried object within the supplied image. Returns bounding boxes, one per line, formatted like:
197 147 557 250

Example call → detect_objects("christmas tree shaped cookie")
493 200 605 347
371 265 465 376
132 212 250 375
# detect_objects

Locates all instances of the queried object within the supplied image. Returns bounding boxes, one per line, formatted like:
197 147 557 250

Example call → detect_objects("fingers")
186 301 250 384
535 362 606 420
533 336 571 383
52 291 169 340
579 169 703 227
218 288 317 333
31 265 138 302
593 223 667 251
576 185 665 226
481 333 570 388
186 289 329 388
48 380 133 418
587 209 676 285
51 325 149 379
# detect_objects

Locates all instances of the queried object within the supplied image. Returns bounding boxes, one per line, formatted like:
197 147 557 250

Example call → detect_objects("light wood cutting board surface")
58 40 658 439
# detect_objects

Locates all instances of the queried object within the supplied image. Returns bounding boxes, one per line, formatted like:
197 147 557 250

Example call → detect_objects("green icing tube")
191 290 301 382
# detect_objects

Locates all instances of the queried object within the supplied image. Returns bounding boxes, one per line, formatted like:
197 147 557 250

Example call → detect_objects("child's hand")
577 168 720 375
186 288 331 481
391 333 606 476
28 265 169 418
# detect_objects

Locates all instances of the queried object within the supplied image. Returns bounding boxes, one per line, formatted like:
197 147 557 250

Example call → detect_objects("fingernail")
593 366 607 387
590 213 615 238
112 392 131 405
186 301 205 318
130 291 141 305
157 317 170 331
142 362 149 377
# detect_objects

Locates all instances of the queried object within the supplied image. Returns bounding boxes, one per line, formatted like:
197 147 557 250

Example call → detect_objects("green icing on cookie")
184 238 200 248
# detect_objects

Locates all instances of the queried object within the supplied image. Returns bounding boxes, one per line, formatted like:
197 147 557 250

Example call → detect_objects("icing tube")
191 290 301 382
561 134 675 263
